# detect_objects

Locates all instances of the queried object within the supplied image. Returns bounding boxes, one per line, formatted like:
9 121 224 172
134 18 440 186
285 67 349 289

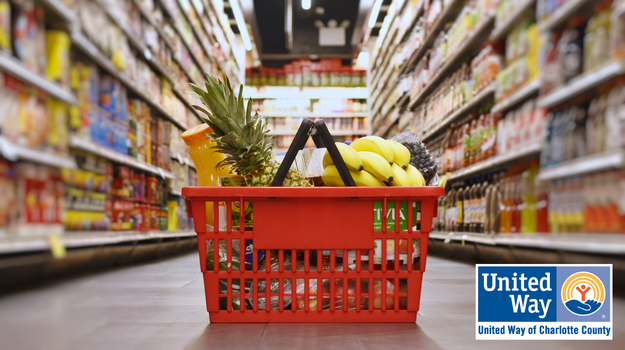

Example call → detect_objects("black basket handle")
270 118 355 186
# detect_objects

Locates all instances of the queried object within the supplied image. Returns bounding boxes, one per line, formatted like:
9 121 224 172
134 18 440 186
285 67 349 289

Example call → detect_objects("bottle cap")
181 124 213 147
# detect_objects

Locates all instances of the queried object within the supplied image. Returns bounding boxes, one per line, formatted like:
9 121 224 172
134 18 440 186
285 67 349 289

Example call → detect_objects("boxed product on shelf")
0 73 69 152
0 159 16 232
0 0 10 53
45 30 71 87
9 0 47 74
10 163 65 235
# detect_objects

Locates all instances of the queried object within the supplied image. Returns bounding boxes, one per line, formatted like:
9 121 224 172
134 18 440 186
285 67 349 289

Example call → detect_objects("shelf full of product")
0 0 245 255
368 0 625 254
248 84 370 151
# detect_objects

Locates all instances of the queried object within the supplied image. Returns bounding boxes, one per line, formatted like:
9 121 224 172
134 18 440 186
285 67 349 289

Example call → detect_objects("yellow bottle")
182 124 231 228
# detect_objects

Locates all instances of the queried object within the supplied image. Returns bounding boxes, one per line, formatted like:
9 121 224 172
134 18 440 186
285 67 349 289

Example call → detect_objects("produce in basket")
320 136 426 187
190 75 311 187
391 132 438 184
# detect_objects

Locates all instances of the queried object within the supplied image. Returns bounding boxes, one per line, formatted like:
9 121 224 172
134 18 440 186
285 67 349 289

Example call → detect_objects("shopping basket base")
208 310 418 323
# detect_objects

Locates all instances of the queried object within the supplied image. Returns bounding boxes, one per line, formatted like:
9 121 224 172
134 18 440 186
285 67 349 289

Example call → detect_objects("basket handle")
270 118 355 186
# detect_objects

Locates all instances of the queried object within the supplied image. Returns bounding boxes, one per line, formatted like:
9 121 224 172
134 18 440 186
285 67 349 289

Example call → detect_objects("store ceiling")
234 0 376 67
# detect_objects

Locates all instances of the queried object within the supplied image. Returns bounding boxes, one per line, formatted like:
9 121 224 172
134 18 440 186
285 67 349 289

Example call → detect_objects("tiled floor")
0 253 621 350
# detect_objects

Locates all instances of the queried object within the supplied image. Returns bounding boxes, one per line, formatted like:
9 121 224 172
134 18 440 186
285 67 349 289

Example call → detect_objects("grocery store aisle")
0 254 622 350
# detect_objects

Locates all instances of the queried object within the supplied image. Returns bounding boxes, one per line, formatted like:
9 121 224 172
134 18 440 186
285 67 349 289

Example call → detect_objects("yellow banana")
388 163 412 186
358 151 393 182
322 165 385 187
405 164 426 186
322 142 363 171
349 136 394 163
387 140 411 169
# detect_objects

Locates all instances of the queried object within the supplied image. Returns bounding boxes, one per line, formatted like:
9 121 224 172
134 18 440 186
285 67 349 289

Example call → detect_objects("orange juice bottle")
182 124 231 228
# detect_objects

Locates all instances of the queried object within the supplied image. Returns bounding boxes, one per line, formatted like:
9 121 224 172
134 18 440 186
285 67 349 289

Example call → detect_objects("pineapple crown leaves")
189 74 274 176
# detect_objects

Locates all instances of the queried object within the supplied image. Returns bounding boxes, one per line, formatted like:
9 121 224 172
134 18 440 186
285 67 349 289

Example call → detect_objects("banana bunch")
321 137 426 187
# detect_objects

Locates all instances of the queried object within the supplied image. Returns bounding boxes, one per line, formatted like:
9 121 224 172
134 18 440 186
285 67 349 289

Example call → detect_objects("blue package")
244 240 265 264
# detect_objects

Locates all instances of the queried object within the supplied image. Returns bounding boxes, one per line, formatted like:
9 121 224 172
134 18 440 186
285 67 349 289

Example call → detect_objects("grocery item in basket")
182 124 231 229
387 140 411 168
294 274 400 311
219 175 253 229
322 142 363 171
405 164 426 186
359 151 392 182
388 163 412 187
374 201 420 231
189 75 311 187
350 136 395 163
372 239 421 264
322 165 384 186
391 131 438 185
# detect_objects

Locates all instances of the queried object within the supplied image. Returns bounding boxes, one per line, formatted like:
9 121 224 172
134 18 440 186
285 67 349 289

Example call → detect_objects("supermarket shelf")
269 130 368 136
156 0 207 77
170 189 183 196
491 79 541 113
0 230 196 255
170 152 195 169
538 0 591 32
429 231 497 245
71 31 189 130
402 0 465 75
262 112 368 118
0 137 77 169
537 149 625 181
409 15 495 110
247 87 368 99
490 0 536 40
448 141 542 180
421 84 495 142
430 231 625 254
537 60 625 109
374 108 401 137
131 0 200 87
94 0 179 90
69 135 175 180
370 14 400 87
40 0 76 23
0 54 77 105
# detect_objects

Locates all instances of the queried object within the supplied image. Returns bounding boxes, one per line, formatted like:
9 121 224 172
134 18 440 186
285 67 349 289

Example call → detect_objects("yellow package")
45 31 71 86
0 1 10 51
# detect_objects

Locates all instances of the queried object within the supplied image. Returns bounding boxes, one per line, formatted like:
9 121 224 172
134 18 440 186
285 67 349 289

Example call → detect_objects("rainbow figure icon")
561 272 605 316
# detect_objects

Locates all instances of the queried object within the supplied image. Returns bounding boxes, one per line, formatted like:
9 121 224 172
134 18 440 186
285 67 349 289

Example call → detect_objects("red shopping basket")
182 119 444 322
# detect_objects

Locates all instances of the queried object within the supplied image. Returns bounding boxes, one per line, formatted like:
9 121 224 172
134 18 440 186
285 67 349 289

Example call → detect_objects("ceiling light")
229 0 252 51
302 0 311 10
368 0 383 28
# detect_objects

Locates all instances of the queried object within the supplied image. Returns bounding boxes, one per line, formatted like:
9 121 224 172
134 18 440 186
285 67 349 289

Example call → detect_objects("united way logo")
476 264 613 340
561 272 605 316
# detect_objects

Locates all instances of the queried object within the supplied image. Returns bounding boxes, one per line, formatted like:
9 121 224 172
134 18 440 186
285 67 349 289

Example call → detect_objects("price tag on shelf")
47 234 67 259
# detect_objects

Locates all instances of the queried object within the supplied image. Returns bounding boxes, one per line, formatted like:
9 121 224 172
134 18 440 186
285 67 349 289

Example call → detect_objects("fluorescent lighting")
229 0 252 51
357 51 369 68
302 0 311 10
368 0 383 28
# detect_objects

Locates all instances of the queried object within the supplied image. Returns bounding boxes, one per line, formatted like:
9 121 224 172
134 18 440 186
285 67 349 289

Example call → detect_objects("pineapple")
190 75 311 187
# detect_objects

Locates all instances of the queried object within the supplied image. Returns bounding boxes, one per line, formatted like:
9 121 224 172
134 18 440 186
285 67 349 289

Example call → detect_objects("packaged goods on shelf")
435 98 546 174
0 162 66 236
437 160 545 234
252 98 367 114
0 73 69 153
541 80 625 167
246 59 366 87
496 22 541 100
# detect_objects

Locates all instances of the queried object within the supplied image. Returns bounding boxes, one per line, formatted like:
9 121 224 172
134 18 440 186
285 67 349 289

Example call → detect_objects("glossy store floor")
0 254 622 350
